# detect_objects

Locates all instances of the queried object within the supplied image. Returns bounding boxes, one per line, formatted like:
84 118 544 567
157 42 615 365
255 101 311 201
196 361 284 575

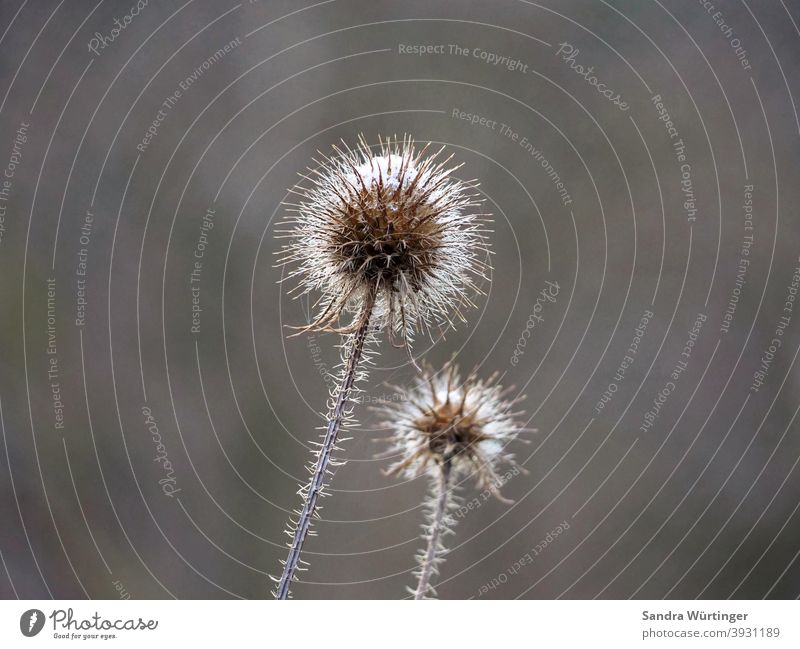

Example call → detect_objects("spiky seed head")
378 362 524 499
277 135 490 339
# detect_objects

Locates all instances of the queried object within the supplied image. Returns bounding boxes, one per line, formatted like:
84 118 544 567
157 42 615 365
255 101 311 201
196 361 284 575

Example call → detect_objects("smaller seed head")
378 362 525 499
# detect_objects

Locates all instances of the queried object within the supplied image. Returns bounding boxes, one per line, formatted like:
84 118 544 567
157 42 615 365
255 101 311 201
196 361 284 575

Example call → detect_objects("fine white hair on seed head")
377 361 526 501
276 134 492 344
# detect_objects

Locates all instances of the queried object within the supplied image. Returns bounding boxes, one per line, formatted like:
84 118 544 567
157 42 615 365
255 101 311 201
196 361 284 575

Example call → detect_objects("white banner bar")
0 600 797 648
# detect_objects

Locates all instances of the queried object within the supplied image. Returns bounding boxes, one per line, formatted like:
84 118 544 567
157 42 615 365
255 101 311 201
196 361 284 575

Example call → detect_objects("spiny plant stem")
415 457 452 599
276 288 376 600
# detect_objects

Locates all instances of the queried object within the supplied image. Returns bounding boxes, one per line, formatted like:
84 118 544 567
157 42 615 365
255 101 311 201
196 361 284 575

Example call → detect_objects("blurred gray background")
0 0 799 599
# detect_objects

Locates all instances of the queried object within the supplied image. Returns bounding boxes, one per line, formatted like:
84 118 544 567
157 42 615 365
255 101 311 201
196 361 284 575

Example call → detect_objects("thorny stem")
276 287 376 600
414 457 452 599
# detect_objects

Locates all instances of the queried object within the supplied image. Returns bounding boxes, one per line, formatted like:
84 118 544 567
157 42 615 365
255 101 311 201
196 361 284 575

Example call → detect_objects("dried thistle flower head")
380 362 525 500
278 135 490 340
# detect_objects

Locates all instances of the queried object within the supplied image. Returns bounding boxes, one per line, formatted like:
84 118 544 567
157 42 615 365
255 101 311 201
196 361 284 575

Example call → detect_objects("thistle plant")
378 362 526 599
274 136 490 599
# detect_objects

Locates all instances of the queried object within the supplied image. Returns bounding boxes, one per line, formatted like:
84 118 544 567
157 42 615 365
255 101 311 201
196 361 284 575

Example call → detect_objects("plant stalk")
276 289 376 600
414 457 452 599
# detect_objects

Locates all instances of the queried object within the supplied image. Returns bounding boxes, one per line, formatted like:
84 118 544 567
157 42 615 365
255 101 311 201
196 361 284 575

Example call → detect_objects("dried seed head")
379 362 525 499
278 135 490 340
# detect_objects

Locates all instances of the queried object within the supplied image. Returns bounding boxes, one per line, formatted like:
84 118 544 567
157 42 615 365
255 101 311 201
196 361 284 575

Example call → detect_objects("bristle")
277 324 380 593
278 135 490 345
378 360 527 497
377 362 528 598
275 137 491 599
